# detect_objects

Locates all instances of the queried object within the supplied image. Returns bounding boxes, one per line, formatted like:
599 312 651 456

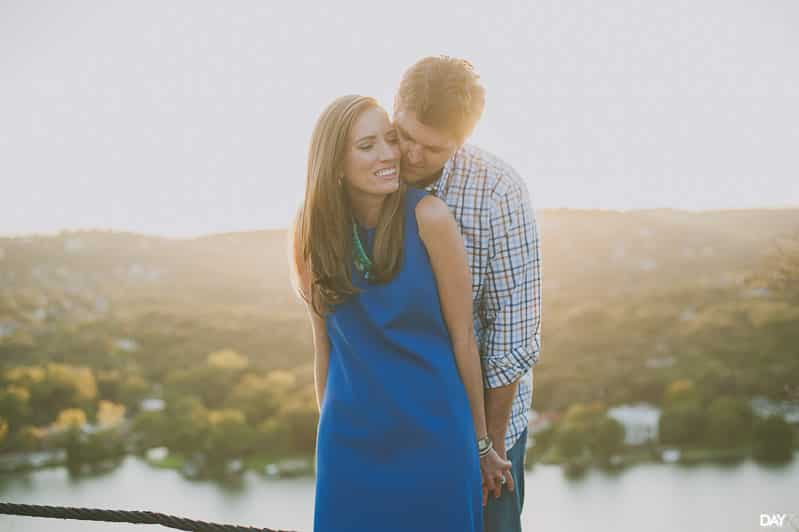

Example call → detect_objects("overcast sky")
1 0 797 238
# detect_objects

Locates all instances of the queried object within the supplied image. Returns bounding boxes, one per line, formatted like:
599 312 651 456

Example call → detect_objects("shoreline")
4 443 794 478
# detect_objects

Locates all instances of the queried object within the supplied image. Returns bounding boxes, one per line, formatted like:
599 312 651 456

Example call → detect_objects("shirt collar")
424 150 457 198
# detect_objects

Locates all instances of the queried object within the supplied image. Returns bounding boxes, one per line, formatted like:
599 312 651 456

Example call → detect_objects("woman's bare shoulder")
414 193 454 237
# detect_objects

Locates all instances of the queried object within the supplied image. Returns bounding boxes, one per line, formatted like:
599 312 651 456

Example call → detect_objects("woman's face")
342 106 400 198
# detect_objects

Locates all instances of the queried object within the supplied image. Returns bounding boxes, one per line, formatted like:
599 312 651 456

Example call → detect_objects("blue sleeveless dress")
313 187 483 532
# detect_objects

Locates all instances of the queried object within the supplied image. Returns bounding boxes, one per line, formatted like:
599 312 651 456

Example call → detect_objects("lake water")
1 453 797 532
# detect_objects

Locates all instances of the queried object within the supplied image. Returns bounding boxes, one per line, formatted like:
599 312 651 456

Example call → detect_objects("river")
1 452 797 532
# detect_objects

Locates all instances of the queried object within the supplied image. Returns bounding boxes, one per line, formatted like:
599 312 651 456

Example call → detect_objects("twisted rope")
0 502 299 532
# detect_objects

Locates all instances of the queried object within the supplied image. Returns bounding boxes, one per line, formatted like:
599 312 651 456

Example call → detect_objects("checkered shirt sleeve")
479 180 542 389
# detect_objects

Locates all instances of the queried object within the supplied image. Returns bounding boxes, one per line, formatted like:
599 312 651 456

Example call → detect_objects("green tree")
561 402 605 427
131 410 168 451
8 425 45 453
118 375 150 410
207 349 249 371
8 364 98 425
555 425 588 461
204 408 255 462
590 417 625 462
705 396 754 449
696 361 739 400
47 364 97 401
226 370 296 425
659 401 707 446
763 231 799 295
163 395 210 454
526 425 556 465
752 416 794 463
67 428 126 467
166 367 234 409
256 417 292 455
0 384 32 428
555 402 622 465
54 408 88 431
664 379 701 406
96 369 123 403
278 397 319 455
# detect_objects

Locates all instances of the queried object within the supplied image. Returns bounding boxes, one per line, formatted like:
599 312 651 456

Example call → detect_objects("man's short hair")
395 55 486 143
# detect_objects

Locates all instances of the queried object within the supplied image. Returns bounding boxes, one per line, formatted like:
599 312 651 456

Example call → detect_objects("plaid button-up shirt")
424 144 542 451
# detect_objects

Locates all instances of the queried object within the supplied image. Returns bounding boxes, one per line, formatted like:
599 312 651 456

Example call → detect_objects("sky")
1 0 798 238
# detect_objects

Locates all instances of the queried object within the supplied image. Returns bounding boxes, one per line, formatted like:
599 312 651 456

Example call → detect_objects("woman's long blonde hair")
290 95 406 316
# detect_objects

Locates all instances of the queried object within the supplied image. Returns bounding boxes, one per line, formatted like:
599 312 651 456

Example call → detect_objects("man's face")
393 107 460 185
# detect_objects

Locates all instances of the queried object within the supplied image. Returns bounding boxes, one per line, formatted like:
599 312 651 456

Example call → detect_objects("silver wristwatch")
477 435 493 457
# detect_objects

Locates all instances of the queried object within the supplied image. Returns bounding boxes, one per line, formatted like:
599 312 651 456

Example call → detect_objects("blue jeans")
484 427 527 532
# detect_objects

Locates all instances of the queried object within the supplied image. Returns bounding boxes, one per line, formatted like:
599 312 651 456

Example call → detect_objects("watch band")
477 435 493 456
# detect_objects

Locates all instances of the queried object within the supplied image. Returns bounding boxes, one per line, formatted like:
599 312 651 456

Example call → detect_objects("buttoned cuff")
481 344 538 389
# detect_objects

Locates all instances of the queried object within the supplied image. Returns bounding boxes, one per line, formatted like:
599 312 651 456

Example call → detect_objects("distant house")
140 398 165 412
145 446 169 461
661 448 681 463
226 459 244 475
607 403 662 446
645 356 675 369
750 396 799 424
263 458 313 478
114 338 139 352
81 423 104 435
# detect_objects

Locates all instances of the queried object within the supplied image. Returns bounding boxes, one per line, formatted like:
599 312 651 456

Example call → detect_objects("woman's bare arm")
289 222 330 413
308 305 330 413
416 195 487 440
416 194 513 501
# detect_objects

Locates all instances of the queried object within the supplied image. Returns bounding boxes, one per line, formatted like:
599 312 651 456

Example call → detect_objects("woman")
290 95 510 532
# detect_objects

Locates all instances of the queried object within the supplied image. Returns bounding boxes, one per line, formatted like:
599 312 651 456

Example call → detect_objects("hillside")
1 207 797 410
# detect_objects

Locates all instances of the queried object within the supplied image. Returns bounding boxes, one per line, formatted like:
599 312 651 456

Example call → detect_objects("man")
393 56 542 532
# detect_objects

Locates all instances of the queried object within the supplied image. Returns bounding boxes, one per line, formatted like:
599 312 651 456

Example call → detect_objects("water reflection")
1 453 797 532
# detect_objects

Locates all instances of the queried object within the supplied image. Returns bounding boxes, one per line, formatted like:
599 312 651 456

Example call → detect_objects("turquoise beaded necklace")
351 219 373 280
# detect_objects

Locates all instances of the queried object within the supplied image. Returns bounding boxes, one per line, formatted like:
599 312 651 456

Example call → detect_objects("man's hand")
483 381 518 504
479 447 513 506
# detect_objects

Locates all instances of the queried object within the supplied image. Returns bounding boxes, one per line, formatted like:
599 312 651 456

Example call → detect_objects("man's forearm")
484 379 519 455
